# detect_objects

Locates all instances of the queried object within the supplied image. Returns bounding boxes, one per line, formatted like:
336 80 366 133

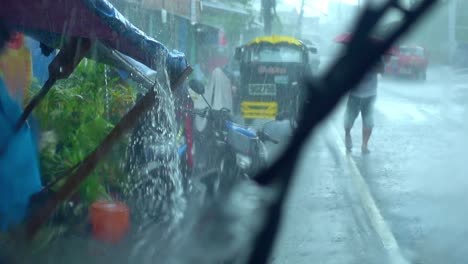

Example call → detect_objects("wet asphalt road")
270 66 468 264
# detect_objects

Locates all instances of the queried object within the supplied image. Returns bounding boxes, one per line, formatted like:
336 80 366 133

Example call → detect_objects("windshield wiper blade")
247 0 439 263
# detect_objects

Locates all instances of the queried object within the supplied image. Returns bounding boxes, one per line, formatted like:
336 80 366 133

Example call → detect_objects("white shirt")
193 67 233 131
350 70 378 98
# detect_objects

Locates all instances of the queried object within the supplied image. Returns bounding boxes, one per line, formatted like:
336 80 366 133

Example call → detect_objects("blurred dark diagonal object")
334 32 383 43
333 31 398 56
247 0 438 263
334 18 408 43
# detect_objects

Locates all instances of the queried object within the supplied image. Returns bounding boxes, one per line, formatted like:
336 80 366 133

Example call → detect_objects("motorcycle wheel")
218 152 239 195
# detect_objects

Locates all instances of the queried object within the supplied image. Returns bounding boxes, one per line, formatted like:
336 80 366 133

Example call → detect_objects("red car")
384 45 429 80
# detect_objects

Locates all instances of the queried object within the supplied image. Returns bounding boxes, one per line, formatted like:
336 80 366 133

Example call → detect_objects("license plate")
241 101 278 119
249 84 276 96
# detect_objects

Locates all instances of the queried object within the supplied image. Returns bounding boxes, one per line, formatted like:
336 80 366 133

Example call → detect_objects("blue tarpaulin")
0 78 42 231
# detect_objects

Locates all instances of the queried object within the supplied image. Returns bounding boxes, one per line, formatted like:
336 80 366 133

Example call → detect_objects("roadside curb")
329 124 409 264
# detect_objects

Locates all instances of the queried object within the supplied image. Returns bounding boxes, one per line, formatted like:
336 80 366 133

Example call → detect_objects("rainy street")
271 66 468 264
2 0 467 263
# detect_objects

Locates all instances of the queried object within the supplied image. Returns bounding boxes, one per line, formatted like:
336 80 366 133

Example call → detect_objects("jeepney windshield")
248 45 303 63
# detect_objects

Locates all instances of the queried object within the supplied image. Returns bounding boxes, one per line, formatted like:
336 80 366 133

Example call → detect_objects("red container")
90 201 130 243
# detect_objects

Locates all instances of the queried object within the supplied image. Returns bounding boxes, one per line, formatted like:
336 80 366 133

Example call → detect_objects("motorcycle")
187 79 278 197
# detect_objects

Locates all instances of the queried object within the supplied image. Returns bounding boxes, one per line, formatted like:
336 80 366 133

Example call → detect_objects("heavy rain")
0 0 466 263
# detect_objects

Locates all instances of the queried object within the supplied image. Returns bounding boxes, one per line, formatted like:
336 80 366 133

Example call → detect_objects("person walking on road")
344 62 382 154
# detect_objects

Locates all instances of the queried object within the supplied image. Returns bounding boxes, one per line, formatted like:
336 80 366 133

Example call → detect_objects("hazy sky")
286 0 357 16
254 0 359 17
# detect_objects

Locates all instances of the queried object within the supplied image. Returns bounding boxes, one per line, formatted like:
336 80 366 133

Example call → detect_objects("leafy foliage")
33 59 136 207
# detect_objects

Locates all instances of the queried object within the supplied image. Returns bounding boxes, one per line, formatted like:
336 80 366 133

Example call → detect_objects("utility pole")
448 0 457 63
338 0 342 20
296 0 306 38
262 0 273 35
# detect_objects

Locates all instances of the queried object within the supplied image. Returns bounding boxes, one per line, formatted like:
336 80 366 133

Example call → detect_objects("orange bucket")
90 201 130 243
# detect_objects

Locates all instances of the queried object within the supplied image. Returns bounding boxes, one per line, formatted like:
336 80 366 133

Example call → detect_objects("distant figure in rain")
344 60 383 154
193 65 234 132
190 65 235 172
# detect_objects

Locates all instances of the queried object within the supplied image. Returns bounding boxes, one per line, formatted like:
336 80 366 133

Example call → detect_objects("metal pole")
448 0 457 63
262 0 272 35
296 0 306 38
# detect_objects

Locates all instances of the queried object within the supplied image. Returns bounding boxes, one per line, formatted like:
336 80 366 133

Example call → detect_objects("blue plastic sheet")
0 78 42 231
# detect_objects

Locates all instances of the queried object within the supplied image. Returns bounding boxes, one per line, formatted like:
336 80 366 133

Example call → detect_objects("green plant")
33 59 136 209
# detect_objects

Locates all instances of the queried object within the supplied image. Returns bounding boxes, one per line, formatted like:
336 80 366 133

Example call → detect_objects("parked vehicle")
307 44 321 74
302 39 321 74
188 80 277 197
234 35 312 124
384 45 428 80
